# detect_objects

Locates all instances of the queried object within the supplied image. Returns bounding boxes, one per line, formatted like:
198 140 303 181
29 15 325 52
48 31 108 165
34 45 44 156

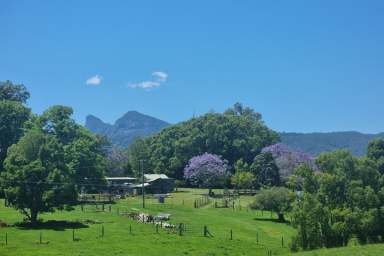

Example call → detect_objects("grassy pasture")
0 188 294 256
0 188 383 255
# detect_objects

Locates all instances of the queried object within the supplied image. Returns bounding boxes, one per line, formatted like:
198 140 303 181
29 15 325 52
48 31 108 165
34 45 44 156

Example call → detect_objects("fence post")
72 229 75 241
230 229 233 240
102 203 105 211
5 232 7 245
281 236 284 247
81 204 84 212
156 224 159 233
257 232 259 244
101 225 105 238
129 224 132 234
203 225 207 237
178 223 183 236
39 232 42 244
109 206 111 212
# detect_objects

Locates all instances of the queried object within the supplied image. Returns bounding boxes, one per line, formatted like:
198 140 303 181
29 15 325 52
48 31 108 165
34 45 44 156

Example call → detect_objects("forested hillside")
281 132 384 156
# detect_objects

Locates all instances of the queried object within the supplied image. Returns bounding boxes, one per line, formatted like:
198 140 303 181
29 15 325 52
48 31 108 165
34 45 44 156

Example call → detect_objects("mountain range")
85 111 383 156
280 131 384 156
85 111 170 147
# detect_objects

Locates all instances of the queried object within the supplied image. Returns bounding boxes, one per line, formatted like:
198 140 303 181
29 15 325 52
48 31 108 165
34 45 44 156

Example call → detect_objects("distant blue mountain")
85 111 170 147
280 131 384 156
86 111 383 156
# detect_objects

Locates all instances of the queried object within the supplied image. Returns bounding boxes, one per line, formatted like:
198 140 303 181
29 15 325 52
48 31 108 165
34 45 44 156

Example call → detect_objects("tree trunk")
277 212 285 222
30 209 38 225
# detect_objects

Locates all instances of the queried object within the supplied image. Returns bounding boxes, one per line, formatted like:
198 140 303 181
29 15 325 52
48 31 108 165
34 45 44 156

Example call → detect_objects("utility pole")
140 159 145 208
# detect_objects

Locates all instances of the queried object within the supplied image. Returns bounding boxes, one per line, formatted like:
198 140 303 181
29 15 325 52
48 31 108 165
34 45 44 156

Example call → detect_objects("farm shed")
105 177 137 194
144 174 175 194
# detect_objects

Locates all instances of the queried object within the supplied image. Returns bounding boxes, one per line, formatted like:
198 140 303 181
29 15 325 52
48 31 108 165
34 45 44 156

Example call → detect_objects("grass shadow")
253 217 291 224
173 190 190 193
16 220 89 231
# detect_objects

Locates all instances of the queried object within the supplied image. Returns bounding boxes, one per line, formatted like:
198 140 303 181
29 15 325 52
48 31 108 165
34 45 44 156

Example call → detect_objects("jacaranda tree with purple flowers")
261 143 317 179
184 153 228 195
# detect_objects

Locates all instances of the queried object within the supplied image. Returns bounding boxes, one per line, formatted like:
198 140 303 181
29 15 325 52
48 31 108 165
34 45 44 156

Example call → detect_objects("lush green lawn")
0 188 294 255
0 189 382 256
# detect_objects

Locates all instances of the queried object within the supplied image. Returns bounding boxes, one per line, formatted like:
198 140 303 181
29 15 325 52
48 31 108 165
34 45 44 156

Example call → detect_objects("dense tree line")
288 140 384 251
127 103 279 179
0 81 107 224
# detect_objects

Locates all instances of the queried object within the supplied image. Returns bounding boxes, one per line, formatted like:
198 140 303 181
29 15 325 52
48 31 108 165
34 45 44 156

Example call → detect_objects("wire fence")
0 196 289 255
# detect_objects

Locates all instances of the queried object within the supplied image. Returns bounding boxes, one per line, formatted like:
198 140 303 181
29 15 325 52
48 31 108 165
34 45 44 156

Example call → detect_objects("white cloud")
86 75 102 85
128 71 168 90
152 71 168 82
128 81 161 89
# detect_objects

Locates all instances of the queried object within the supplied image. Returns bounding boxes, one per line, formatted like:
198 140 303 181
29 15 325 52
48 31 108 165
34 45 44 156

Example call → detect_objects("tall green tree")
0 80 30 103
38 106 107 187
250 152 280 187
291 147 384 251
367 139 384 174
0 129 76 224
251 186 294 222
127 138 151 177
0 81 31 171
231 171 255 190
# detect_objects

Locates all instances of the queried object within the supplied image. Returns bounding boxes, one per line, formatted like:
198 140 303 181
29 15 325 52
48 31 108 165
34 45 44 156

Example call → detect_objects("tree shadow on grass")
173 190 190 193
16 220 89 231
253 217 291 225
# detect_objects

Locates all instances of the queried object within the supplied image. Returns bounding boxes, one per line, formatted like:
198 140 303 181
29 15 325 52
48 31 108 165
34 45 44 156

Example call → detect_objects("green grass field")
0 189 383 256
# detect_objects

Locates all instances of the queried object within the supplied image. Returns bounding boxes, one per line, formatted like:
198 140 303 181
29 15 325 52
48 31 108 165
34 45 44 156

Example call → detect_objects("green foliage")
291 148 384 251
292 164 318 193
231 171 255 190
127 103 279 178
37 105 107 187
64 130 106 189
367 139 384 160
367 139 384 174
0 100 31 171
0 129 76 224
127 138 151 177
231 159 255 189
251 152 280 187
0 80 31 172
40 105 78 144
0 103 107 222
291 193 328 250
234 159 249 173
251 187 294 222
0 80 30 103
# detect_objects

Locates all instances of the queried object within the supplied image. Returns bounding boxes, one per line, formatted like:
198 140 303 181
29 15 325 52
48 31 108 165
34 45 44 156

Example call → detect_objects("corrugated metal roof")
144 174 170 182
130 183 150 188
106 177 136 181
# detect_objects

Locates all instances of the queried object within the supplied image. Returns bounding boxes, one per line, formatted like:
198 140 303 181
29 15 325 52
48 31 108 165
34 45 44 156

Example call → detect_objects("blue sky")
1 1 383 133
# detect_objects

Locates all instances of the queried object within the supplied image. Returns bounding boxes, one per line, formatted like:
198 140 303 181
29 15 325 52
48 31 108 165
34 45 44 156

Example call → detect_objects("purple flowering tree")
261 143 317 178
184 153 228 195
